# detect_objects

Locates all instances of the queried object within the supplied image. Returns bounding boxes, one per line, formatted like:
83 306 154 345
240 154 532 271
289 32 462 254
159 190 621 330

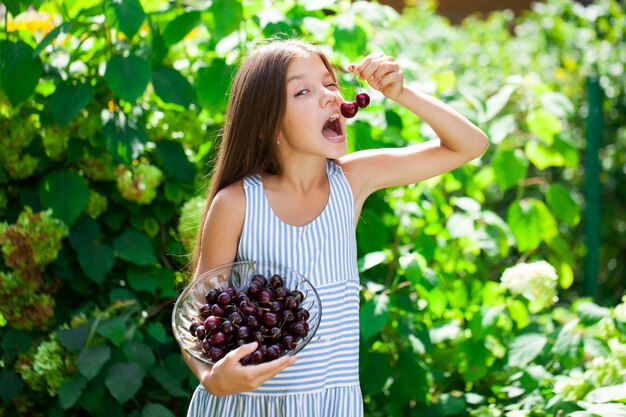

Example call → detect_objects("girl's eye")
325 83 338 89
295 89 309 97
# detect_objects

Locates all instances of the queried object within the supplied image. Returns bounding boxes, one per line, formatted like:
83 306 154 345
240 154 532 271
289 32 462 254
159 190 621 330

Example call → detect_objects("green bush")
0 0 624 416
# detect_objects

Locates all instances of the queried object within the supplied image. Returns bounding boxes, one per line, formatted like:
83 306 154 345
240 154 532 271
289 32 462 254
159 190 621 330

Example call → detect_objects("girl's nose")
322 88 339 107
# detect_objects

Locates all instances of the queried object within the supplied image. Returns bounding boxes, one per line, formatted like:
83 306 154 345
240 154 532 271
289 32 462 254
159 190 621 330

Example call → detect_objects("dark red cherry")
210 346 225 362
355 92 370 108
269 274 284 288
340 101 358 118
204 316 221 332
210 331 227 347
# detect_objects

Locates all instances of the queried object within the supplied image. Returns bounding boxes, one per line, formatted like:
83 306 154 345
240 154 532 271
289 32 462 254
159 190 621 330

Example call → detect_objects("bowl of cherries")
172 261 322 366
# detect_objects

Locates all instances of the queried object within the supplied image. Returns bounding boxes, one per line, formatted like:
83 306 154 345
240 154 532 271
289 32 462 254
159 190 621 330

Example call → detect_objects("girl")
182 38 488 416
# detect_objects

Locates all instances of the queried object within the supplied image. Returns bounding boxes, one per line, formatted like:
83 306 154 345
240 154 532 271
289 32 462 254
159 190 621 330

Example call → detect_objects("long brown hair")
191 39 337 272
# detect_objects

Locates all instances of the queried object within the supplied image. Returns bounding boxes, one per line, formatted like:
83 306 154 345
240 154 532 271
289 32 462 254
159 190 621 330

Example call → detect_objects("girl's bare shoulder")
210 180 246 221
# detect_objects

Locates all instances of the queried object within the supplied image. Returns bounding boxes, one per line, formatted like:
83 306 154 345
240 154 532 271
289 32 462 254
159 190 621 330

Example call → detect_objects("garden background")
0 0 625 416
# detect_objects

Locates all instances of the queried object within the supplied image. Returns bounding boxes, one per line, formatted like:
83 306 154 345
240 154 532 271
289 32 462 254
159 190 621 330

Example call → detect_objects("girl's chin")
323 133 346 144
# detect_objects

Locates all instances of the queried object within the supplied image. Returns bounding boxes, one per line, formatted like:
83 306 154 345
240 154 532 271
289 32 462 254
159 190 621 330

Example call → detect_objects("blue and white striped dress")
187 160 363 417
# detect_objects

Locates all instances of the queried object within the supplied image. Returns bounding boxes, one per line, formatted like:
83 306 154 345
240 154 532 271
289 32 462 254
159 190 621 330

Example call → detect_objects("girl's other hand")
348 53 404 101
181 342 298 396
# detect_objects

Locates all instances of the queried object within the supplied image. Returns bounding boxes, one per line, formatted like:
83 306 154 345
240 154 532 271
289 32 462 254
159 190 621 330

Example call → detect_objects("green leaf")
525 141 565 170
69 217 100 250
39 170 89 227
49 80 93 125
547 183 580 226
576 301 610 326
3 0 29 17
62 0 102 18
439 393 466 416
507 299 529 329
334 20 368 61
462 340 490 382
103 114 147 163
196 59 233 114
552 321 581 368
482 84 516 123
123 341 155 371
470 306 502 340
0 370 23 401
163 11 202 45
155 140 196 183
488 115 516 145
155 268 176 297
142 403 175 417
507 333 547 368
59 375 87 409
105 0 146 39
405 258 424 285
357 251 387 272
141 403 174 417
360 352 392 395
113 230 157 266
78 242 115 284
150 367 187 397
97 317 127 346
396 350 429 402
585 403 626 417
207 0 243 39
0 40 43 106
105 55 151 103
526 109 562 145
359 294 390 341
583 336 610 359
585 383 626 403
151 66 196 107
427 286 447 317
146 322 167 343
492 149 528 191
541 92 575 119
56 326 89 352
507 198 557 252
126 268 157 293
77 345 112 380
105 362 145 403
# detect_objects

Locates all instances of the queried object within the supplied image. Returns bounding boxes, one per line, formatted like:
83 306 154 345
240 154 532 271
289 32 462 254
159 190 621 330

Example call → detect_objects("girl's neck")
264 157 328 195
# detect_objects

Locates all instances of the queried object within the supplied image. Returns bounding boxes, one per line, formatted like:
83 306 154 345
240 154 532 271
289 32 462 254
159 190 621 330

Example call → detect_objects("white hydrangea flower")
613 295 626 323
608 338 626 369
584 356 624 387
500 260 559 312
554 369 591 401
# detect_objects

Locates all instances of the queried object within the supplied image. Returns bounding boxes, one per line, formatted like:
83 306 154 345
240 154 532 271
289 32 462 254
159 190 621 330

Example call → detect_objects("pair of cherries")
340 92 370 118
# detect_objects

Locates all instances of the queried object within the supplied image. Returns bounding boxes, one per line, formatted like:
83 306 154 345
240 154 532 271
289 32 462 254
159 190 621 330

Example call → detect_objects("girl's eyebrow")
286 74 305 84
287 71 333 84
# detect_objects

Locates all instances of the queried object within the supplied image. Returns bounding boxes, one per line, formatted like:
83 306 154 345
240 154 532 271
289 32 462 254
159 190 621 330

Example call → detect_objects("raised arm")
339 53 489 207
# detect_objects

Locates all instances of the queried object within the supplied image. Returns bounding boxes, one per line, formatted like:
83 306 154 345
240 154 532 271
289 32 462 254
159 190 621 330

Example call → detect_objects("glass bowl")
171 260 322 366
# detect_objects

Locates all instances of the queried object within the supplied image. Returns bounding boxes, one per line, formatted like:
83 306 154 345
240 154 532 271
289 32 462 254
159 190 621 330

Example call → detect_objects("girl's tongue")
322 115 343 140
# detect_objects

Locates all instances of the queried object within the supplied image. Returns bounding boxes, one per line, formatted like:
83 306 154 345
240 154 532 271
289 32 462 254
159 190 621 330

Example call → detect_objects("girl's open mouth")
322 114 344 142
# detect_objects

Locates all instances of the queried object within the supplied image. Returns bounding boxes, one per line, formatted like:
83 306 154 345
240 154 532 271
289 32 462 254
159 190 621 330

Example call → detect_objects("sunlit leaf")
507 333 547 367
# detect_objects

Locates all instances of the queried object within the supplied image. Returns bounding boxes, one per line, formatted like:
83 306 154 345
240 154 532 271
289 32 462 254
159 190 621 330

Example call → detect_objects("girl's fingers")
223 342 258 365
351 52 385 77
357 56 386 80
249 355 298 385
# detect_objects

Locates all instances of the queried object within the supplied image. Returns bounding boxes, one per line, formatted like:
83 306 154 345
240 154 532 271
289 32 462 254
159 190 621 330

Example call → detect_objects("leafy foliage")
0 0 625 416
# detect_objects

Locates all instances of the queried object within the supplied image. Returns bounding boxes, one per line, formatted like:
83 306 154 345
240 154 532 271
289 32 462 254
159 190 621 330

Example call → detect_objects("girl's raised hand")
348 53 404 101
181 342 298 396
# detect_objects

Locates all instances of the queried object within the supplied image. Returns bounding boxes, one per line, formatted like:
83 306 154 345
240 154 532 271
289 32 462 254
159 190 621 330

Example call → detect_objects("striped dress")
187 160 363 417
